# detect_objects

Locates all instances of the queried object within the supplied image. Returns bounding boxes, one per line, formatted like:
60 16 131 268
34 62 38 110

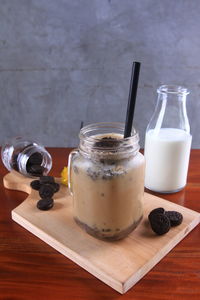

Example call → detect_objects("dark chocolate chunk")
86 167 101 180
30 180 41 191
37 198 54 210
165 211 183 226
148 207 165 221
27 152 43 165
39 176 55 184
27 164 45 176
94 137 121 148
149 213 171 235
39 184 54 199
51 182 60 193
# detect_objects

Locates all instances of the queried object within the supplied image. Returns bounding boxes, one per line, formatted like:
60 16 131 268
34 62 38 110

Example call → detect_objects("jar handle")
68 149 79 196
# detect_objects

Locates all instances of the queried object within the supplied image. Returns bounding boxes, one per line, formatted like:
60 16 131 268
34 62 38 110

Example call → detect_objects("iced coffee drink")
68 123 145 241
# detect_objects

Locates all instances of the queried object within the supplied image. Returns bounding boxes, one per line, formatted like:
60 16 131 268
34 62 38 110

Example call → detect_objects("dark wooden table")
0 148 199 300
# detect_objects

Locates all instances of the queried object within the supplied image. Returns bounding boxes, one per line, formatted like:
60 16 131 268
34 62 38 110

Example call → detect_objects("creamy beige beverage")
70 131 145 241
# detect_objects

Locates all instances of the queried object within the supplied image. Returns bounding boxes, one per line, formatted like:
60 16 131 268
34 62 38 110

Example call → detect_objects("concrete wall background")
0 0 200 147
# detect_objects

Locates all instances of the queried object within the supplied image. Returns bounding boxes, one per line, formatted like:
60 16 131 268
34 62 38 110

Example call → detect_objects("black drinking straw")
80 121 84 129
124 61 141 138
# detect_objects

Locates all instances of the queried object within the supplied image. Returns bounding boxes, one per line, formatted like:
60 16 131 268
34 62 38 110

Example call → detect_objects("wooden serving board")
3 171 200 294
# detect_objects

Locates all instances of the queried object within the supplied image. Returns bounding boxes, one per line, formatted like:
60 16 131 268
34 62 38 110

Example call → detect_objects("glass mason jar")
1 136 52 177
144 85 192 193
68 122 145 241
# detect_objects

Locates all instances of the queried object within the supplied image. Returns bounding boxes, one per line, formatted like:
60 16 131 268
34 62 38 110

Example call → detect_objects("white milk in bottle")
144 85 192 193
144 128 192 192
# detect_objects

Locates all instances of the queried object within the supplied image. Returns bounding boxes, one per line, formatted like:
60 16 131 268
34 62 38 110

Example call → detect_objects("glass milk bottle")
144 85 192 193
68 122 145 241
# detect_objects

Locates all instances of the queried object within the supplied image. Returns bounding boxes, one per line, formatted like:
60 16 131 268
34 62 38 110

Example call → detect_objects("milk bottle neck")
147 85 190 134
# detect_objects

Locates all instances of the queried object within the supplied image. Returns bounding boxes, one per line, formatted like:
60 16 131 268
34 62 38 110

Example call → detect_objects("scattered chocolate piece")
25 152 45 176
148 207 165 221
148 207 183 235
39 184 55 199
39 176 55 184
51 182 60 193
30 180 41 191
149 213 171 235
30 175 60 211
94 137 121 148
27 164 45 176
165 211 183 226
27 152 43 165
37 198 54 211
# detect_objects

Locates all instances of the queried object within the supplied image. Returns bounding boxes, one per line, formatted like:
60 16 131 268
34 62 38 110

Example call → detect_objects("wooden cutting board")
3 171 200 294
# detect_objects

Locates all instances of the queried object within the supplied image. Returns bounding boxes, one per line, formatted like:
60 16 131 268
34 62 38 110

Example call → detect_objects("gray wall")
0 0 200 148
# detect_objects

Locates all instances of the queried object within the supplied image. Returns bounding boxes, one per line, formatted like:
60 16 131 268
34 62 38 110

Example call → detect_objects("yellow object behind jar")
61 166 68 186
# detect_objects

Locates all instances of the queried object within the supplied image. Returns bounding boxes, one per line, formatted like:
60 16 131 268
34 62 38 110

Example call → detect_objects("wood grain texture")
0 148 200 299
3 171 200 294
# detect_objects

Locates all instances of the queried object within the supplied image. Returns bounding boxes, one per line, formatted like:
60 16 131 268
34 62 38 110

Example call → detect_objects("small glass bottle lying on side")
1 136 52 177
68 122 145 241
